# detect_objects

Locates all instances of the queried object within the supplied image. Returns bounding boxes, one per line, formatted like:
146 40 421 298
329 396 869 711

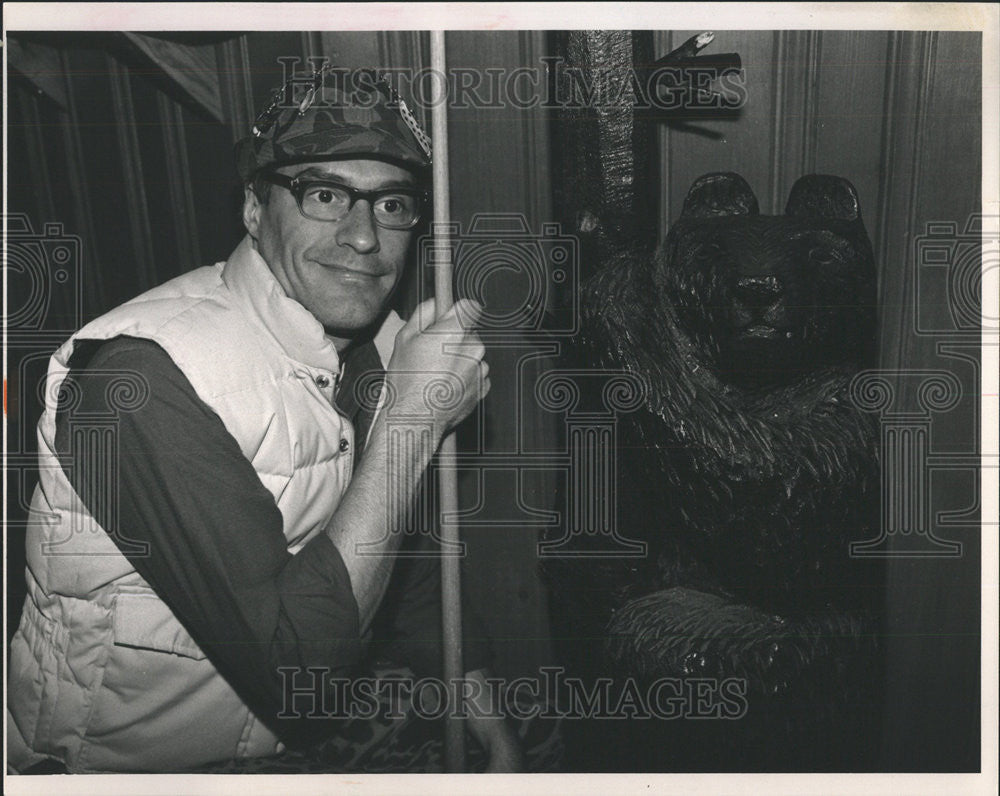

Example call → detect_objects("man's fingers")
459 298 484 327
468 339 486 362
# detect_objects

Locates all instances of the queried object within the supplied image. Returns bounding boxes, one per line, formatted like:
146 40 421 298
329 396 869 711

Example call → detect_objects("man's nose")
334 200 380 253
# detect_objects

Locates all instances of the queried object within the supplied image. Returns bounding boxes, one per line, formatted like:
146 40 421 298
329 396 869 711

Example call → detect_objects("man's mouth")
315 262 385 278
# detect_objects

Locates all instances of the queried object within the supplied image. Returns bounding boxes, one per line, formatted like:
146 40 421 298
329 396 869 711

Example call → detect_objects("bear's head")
656 173 877 387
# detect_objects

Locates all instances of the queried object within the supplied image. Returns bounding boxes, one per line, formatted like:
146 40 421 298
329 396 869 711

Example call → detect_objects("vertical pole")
430 29 466 773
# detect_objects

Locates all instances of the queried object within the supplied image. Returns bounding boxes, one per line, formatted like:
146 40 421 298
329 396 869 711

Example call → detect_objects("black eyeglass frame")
258 172 430 230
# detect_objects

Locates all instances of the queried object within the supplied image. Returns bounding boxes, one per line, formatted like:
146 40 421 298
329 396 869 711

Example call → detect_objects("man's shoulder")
74 264 245 347
59 337 198 432
117 263 227 314
64 262 275 387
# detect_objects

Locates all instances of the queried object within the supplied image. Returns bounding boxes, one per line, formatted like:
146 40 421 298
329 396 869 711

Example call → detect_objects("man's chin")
320 309 389 345
301 283 399 345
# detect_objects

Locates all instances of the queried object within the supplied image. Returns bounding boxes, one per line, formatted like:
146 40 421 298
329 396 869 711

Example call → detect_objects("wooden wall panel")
57 45 108 317
129 70 181 278
10 86 57 224
877 31 936 364
811 31 889 231
109 57 157 292
659 30 893 225
5 82 49 639
245 31 307 111
65 46 144 307
877 31 982 772
769 30 821 211
180 99 245 264
660 31 779 223
157 92 203 274
216 36 256 144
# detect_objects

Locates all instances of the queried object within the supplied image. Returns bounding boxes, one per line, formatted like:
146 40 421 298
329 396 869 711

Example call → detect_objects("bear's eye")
809 246 841 266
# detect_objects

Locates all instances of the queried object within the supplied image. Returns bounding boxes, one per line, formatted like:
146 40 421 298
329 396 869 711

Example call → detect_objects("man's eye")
305 186 347 205
377 197 406 215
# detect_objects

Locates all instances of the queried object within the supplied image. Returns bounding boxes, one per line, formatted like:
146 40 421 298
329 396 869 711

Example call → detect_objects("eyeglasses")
259 173 429 230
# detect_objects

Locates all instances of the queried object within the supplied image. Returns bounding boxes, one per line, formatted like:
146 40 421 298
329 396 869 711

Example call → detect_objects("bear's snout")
731 274 794 337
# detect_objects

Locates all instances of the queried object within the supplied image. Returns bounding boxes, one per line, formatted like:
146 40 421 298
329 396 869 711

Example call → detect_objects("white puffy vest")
7 236 403 772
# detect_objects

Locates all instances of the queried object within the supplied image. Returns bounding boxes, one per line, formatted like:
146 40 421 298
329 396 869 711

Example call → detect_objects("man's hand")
384 297 490 440
471 718 525 773
464 668 527 773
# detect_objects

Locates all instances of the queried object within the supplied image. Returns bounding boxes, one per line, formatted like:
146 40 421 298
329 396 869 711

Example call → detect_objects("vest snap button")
315 374 330 389
339 438 350 452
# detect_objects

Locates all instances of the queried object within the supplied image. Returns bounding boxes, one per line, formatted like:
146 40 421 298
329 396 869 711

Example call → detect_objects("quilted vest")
7 235 404 772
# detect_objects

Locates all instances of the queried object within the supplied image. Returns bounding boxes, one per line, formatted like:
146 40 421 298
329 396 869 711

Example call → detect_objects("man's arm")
323 297 489 633
322 298 522 770
56 336 363 742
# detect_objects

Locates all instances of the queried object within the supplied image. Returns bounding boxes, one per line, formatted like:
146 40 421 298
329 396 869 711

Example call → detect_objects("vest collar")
222 235 403 373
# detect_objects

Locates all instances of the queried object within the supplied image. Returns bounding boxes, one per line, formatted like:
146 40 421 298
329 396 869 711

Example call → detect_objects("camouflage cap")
235 67 432 181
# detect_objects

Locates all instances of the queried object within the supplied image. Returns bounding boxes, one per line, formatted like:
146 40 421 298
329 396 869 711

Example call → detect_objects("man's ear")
242 185 262 238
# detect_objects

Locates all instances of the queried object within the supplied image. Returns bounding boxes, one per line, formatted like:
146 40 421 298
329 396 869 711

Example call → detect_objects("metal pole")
430 29 465 774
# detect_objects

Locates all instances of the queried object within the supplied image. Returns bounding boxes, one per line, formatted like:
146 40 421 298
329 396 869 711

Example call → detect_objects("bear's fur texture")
545 173 884 770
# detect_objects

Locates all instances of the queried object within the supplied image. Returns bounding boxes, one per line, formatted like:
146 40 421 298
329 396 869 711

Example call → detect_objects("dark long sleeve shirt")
54 335 491 743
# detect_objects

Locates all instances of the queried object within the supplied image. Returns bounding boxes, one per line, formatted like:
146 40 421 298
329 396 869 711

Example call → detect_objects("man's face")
243 158 416 344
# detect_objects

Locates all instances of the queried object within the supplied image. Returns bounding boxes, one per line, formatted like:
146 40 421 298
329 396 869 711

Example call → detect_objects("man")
8 70 523 773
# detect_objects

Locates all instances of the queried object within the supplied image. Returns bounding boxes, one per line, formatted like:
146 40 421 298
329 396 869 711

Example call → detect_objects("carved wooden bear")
546 172 883 770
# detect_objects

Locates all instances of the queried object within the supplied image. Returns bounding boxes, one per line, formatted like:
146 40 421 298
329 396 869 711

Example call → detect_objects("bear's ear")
680 172 759 219
785 174 862 221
